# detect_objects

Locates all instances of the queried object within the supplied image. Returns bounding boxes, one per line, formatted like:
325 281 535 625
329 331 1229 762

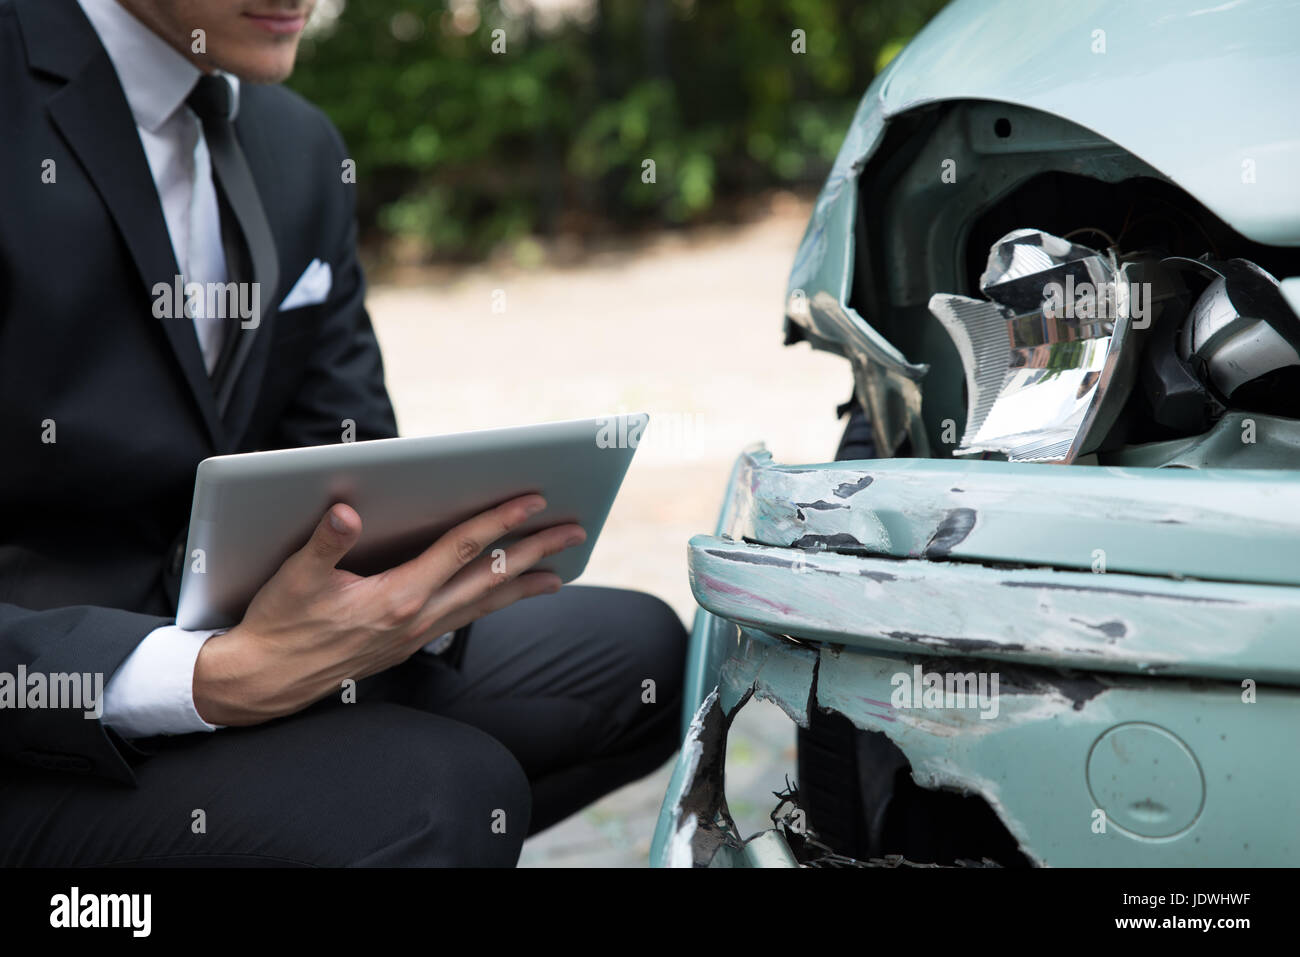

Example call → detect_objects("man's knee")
573 588 687 762
609 589 689 706
221 703 531 866
335 704 531 866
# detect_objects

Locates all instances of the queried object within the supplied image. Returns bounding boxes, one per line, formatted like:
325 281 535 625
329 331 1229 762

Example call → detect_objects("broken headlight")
1170 256 1300 418
931 229 1300 462
929 228 1146 462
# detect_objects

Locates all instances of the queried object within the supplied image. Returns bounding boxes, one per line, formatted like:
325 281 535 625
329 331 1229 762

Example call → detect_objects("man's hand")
192 494 583 726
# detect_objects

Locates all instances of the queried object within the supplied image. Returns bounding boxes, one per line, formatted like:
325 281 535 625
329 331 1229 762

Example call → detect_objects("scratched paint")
660 446 1300 866
718 448 1300 588
653 629 1300 867
689 535 1300 684
695 573 797 617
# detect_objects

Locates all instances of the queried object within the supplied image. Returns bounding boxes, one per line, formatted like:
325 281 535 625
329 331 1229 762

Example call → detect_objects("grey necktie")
185 74 279 410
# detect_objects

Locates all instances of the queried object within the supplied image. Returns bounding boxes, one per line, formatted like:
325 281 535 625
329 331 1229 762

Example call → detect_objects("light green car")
652 0 1300 867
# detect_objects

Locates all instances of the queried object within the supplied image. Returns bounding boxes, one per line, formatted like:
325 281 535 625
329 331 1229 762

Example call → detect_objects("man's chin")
212 52 299 84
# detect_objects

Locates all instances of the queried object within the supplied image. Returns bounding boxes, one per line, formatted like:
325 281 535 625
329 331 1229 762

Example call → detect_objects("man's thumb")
300 503 361 570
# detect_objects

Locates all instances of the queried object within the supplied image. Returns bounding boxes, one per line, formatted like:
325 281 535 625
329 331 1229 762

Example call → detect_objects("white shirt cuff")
102 624 225 738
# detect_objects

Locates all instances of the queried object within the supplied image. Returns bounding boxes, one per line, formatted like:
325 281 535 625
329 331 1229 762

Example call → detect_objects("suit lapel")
20 0 228 450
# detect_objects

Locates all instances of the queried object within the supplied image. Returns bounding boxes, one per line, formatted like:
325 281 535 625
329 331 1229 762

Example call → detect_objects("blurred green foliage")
288 0 948 261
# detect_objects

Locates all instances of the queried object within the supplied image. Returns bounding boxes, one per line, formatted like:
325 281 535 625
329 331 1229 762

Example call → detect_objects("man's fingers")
417 571 563 643
420 523 584 623
289 503 362 576
384 493 547 597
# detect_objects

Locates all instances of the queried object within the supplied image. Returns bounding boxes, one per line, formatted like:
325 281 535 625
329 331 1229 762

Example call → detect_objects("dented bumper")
652 448 1300 867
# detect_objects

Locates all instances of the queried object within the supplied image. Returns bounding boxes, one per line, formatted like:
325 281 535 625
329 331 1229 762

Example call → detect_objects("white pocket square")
279 259 332 311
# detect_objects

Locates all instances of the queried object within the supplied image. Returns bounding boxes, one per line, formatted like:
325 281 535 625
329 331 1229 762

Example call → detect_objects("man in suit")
0 0 687 866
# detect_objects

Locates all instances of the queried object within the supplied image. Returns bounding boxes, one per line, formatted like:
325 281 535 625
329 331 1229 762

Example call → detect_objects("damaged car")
651 0 1300 867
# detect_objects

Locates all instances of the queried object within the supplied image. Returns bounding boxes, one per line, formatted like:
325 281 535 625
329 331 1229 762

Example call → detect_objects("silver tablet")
176 413 648 630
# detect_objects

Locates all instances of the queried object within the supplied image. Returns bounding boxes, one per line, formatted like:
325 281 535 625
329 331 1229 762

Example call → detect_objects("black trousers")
0 586 688 866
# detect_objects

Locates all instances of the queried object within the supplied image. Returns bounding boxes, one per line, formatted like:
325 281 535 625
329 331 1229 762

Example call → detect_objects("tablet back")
176 413 647 630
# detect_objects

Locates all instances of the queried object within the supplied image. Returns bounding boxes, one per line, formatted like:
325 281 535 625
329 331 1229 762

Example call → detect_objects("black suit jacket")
0 0 398 783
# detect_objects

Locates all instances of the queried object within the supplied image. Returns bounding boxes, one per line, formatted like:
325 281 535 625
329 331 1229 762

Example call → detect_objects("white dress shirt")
78 0 239 738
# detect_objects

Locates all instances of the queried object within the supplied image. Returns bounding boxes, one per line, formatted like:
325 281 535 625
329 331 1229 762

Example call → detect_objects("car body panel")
711 448 1300 588
691 535 1300 684
676 446 1300 734
654 627 1300 867
658 446 1300 866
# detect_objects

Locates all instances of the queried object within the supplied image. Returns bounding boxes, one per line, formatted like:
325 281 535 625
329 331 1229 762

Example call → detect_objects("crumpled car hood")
880 0 1300 247
793 0 1300 291
891 0 1296 245
786 0 1300 453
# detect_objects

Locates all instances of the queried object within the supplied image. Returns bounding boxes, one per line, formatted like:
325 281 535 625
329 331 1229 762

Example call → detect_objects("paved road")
367 195 850 865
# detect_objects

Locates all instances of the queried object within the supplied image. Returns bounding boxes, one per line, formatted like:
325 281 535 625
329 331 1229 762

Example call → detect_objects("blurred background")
290 0 946 267
288 0 948 865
